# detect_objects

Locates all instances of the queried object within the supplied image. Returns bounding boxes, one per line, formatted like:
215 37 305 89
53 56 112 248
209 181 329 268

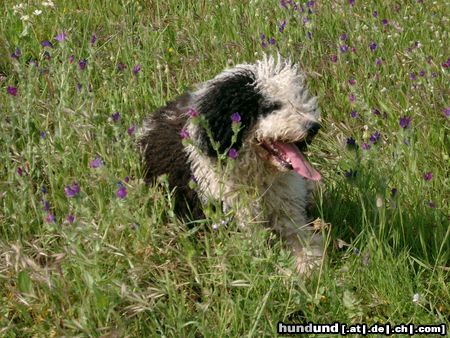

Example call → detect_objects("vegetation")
1 0 448 336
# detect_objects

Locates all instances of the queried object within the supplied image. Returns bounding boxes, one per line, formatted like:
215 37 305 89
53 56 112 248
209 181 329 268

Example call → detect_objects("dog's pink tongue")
275 142 321 181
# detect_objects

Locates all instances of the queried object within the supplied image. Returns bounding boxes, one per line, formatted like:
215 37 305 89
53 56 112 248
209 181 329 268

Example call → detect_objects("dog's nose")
307 122 321 138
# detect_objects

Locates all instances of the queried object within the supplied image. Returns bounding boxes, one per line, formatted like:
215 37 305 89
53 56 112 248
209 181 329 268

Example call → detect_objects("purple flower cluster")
260 34 276 48
399 116 411 129
369 131 380 144
7 86 18 96
231 112 241 123
179 128 190 139
278 20 287 33
187 108 199 118
112 111 121 122
117 182 127 199
90 156 103 169
228 148 238 159
55 32 68 42
64 182 80 198
11 47 21 59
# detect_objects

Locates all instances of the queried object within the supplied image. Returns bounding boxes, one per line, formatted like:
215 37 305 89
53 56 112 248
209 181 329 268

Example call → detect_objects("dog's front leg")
283 224 324 275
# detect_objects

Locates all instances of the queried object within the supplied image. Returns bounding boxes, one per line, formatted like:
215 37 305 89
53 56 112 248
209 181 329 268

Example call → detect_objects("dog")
138 55 324 274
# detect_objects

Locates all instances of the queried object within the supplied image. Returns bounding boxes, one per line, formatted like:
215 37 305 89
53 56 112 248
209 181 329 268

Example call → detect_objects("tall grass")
1 0 448 336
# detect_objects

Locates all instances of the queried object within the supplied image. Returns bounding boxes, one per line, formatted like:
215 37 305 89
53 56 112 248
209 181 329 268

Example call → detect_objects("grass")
1 0 449 336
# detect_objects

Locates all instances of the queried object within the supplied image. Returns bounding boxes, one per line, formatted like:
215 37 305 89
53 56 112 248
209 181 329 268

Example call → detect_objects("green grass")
1 0 449 336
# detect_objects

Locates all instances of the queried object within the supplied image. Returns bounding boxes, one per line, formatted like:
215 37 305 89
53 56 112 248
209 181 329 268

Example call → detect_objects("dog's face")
190 55 321 181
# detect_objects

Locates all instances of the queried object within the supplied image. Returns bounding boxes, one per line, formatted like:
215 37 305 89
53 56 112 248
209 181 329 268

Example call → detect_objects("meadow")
0 0 449 336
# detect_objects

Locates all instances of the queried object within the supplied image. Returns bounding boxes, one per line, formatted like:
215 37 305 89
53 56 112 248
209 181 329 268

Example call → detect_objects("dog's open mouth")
260 141 321 181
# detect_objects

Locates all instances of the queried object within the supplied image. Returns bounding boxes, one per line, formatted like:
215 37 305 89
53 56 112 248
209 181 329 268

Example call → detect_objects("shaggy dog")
138 55 324 274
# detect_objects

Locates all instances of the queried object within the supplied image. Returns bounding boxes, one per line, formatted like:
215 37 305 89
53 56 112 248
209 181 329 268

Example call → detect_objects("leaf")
17 270 32 294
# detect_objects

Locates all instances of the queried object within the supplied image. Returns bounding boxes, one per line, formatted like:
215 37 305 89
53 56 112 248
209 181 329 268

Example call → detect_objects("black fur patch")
139 94 203 218
196 70 281 157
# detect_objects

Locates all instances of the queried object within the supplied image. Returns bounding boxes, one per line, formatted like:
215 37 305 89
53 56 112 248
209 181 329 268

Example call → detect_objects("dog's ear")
194 70 279 157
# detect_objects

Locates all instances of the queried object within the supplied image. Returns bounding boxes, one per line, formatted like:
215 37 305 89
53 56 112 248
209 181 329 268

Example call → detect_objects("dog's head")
188 55 321 181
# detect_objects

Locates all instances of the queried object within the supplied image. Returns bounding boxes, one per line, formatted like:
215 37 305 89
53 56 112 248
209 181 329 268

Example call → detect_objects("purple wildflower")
268 37 276 45
442 57 450 68
117 183 127 199
127 124 136 136
17 167 23 176
124 176 130 183
346 137 357 147
133 64 141 75
69 54 75 63
91 34 97 46
348 78 356 85
330 54 338 63
64 182 80 198
41 186 47 194
344 169 357 178
117 62 126 71
370 42 377 51
340 44 349 53
362 143 370 150
7 86 18 96
376 58 382 66
231 112 241 123
67 214 75 224
350 110 358 118
391 188 398 197
307 31 312 39
46 213 56 223
41 40 53 48
40 131 47 139
382 19 388 26
228 148 238 159
423 172 433 181
78 59 87 70
399 116 411 129
11 47 21 59
373 10 378 18
341 33 347 41
369 131 380 144
42 200 50 211
349 0 355 5
187 108 199 118
90 156 103 168
443 107 450 117
409 72 416 81
278 20 287 33
307 1 315 7
419 69 425 77
349 94 356 102
112 111 120 122
179 128 190 139
280 0 288 8
55 32 67 42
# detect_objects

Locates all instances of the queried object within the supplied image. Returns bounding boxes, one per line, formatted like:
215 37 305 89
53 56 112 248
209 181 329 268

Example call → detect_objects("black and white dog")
138 55 324 274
